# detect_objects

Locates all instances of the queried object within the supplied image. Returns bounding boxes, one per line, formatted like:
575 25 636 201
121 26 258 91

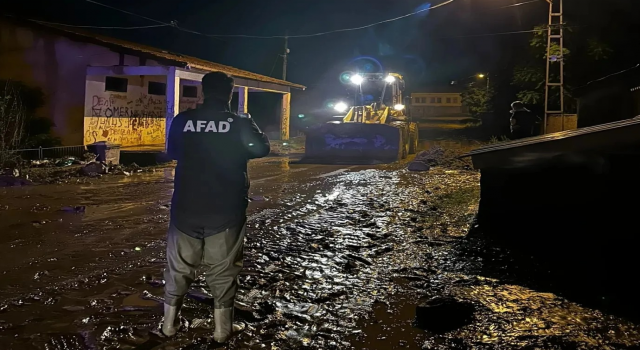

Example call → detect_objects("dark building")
574 64 640 128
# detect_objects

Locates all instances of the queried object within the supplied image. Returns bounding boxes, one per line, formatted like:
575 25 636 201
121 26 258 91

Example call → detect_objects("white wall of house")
83 74 202 146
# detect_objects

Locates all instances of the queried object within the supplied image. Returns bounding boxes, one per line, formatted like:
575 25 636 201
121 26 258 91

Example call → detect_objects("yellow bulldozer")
303 72 419 163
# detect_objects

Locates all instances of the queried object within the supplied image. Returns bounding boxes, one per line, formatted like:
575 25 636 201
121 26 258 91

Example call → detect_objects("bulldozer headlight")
394 104 405 110
385 75 396 83
350 74 364 85
334 102 348 112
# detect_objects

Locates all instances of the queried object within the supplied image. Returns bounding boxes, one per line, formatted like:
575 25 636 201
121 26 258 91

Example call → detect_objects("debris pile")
78 161 143 177
408 146 473 171
79 161 108 177
0 168 32 187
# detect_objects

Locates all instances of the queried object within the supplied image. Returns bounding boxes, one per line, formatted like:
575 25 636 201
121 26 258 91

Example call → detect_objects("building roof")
462 118 640 169
5 17 305 90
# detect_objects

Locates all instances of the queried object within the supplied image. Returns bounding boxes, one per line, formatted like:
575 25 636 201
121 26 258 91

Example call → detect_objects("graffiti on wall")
84 86 203 147
84 93 168 146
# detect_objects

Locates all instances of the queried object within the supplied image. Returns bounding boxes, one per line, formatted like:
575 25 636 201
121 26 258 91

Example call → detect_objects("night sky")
5 0 640 115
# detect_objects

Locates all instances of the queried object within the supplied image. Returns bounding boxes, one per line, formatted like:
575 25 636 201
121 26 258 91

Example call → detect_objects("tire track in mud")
0 167 415 349
0 162 338 304
0 167 348 349
4 165 639 349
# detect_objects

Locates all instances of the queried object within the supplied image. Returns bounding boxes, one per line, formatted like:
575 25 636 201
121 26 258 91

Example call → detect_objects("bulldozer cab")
344 73 406 124
354 73 404 108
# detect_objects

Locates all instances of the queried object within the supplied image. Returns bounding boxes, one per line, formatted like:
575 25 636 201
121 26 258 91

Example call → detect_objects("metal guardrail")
11 145 88 161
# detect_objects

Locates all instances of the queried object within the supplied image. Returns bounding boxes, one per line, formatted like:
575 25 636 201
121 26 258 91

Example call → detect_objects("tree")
511 24 612 114
461 83 495 117
0 82 27 166
0 80 60 166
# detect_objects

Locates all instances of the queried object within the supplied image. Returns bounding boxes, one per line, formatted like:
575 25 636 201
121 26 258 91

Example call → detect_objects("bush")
0 80 59 166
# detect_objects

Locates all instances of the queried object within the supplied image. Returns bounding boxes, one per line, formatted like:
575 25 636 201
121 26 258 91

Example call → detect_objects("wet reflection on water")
0 160 638 349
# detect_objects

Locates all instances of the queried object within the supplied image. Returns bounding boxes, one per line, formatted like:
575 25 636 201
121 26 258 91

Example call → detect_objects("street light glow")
477 74 486 78
350 74 364 85
385 75 396 83
394 104 405 111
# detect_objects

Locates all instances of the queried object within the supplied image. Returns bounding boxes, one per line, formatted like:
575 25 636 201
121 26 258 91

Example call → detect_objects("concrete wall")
84 75 202 146
0 20 168 145
545 114 577 133
474 152 640 321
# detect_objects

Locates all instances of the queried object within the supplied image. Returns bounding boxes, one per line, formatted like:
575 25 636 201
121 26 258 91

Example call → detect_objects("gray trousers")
164 223 246 309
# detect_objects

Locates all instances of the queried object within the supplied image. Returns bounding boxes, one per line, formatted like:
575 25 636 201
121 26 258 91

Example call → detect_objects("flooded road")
1 156 639 349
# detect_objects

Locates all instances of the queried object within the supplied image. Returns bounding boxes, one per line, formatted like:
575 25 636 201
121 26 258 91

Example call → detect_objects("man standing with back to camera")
162 71 270 342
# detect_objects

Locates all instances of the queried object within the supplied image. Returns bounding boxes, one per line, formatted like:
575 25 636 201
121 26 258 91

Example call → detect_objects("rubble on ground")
0 175 32 187
2 156 164 184
80 161 108 177
408 160 431 172
408 146 474 171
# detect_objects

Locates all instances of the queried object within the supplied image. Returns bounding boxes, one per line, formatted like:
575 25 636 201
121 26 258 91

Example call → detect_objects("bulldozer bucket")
302 123 404 164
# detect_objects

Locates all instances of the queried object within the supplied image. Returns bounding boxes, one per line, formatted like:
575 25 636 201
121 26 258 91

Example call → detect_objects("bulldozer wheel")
403 132 409 159
409 130 419 154
398 132 408 160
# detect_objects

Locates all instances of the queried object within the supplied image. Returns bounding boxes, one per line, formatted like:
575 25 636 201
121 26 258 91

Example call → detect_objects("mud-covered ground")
1 155 639 350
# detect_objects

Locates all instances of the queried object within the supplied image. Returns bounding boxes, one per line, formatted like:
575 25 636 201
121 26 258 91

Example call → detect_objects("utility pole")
282 32 289 81
543 0 564 134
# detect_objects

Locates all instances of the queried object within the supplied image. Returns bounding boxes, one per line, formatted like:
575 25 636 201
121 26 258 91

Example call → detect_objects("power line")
31 19 171 30
269 54 280 77
495 0 541 9
85 0 457 39
85 0 169 26
73 0 571 42
450 24 579 39
224 0 456 39
452 28 544 38
85 0 226 41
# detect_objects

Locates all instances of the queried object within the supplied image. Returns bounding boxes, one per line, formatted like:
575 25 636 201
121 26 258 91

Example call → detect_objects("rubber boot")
161 303 181 337
213 307 234 342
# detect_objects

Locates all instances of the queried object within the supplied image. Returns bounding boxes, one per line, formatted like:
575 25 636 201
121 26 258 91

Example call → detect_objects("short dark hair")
202 71 234 100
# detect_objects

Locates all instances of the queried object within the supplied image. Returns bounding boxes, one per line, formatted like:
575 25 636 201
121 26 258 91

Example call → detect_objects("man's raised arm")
239 114 270 159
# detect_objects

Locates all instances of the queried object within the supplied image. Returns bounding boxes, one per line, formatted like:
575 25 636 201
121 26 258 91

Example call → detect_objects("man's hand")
239 114 270 159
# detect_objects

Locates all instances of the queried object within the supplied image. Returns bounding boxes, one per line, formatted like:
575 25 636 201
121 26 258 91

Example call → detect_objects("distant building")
409 86 469 123
573 64 640 128
0 17 305 148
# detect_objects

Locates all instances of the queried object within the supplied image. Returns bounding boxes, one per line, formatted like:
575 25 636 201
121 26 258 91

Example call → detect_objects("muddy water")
1 157 639 349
